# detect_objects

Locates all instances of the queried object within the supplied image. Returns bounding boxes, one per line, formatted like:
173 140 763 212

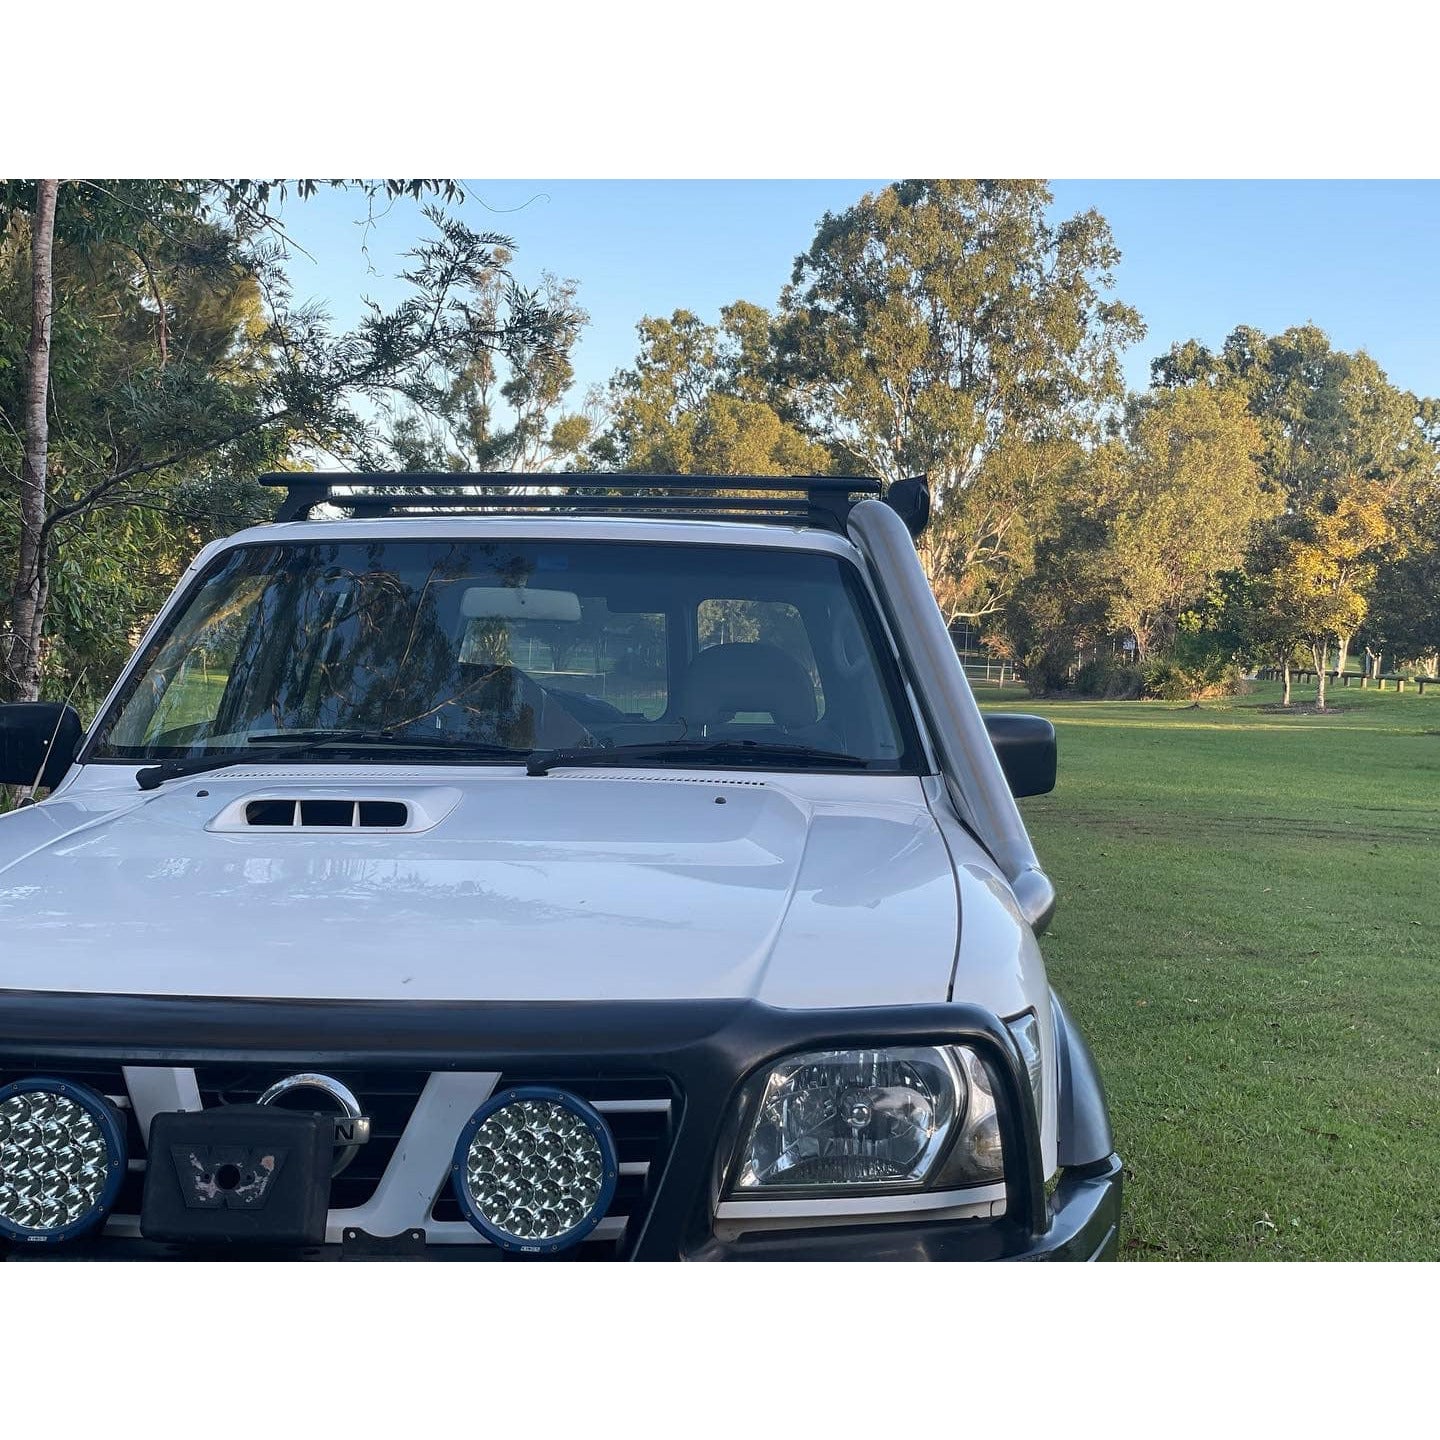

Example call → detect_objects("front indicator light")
946 1047 1004 1182
452 1087 617 1254
0 1078 127 1244
1006 1011 1043 1130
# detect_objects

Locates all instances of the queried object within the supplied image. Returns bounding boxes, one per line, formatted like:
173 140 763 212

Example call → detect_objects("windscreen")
89 538 920 771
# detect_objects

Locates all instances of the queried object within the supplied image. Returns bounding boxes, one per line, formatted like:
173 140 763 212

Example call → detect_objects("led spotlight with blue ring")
0 1077 127 1245
452 1086 618 1254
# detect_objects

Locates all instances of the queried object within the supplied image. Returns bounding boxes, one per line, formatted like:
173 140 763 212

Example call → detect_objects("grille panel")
193 1066 432 1212
1 1062 678 1257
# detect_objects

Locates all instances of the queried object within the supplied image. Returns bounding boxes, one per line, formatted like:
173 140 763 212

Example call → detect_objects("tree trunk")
1282 657 1292 707
1313 640 1329 712
4 179 59 704
1334 631 1352 685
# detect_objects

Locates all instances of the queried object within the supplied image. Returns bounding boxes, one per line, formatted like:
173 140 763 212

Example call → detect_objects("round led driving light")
452 1087 617 1254
0 1078 127 1245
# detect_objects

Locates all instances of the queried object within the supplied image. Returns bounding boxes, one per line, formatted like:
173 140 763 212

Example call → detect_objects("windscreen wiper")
246 730 527 754
134 731 527 791
526 739 872 777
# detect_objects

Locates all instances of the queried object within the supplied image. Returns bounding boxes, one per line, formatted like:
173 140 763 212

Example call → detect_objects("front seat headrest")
679 642 819 731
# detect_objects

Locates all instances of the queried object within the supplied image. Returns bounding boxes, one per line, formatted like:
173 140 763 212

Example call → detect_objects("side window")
135 649 229 745
111 575 269 748
505 599 669 719
696 598 825 719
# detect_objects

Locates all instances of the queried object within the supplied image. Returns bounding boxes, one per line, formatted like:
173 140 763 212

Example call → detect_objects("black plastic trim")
0 701 83 789
982 713 1057 799
1 1169 1119 1261
1051 990 1116 1169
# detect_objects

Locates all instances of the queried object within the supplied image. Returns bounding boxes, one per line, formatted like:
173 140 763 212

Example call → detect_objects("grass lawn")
978 679 1439 1260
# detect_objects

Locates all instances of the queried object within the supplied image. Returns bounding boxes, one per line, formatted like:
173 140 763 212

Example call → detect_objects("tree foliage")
1083 386 1271 659
592 306 831 475
1145 324 1437 697
0 180 576 706
1153 325 1437 505
1254 482 1393 708
6 178 1440 716
385 264 590 474
1367 476 1440 667
775 179 1144 616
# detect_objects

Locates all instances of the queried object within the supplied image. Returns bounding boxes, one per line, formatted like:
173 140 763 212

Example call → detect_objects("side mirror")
0 702 84 789
884 475 932 540
983 712 1056 798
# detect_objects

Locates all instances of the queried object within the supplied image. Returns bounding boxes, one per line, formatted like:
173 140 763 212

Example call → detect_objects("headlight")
728 1044 1006 1195
451 1087 618 1254
0 1078 128 1244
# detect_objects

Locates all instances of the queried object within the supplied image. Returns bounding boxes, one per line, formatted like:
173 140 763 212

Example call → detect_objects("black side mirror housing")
884 475 931 540
983 712 1056 798
0 702 85 789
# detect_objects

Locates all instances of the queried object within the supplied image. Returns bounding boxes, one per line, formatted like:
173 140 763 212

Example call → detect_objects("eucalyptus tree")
1152 324 1436 505
775 179 1144 620
1084 385 1271 660
1364 474 1440 675
1152 323 1439 680
6 178 57 707
385 266 590 474
1255 483 1393 710
594 305 832 476
0 179 573 704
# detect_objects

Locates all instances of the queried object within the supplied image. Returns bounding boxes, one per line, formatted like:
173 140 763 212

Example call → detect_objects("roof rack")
257 472 929 537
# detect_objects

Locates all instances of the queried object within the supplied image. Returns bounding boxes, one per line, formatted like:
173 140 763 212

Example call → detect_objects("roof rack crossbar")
342 494 849 515
257 471 927 536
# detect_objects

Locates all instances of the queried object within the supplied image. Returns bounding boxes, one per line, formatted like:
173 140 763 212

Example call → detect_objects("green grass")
979 680 1440 1260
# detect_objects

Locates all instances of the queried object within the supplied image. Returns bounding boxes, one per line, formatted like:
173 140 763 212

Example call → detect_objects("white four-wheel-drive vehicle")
0 474 1119 1261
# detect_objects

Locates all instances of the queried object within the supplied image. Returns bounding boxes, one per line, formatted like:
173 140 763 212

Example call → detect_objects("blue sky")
275 180 1440 407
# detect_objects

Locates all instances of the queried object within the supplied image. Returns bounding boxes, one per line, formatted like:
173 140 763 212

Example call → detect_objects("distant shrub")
1053 647 1245 701
1018 650 1074 696
1073 657 1144 699
1031 636 1246 702
1141 654 1244 701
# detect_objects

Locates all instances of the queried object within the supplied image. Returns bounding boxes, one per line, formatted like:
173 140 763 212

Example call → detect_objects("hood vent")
205 786 461 836
245 799 409 829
